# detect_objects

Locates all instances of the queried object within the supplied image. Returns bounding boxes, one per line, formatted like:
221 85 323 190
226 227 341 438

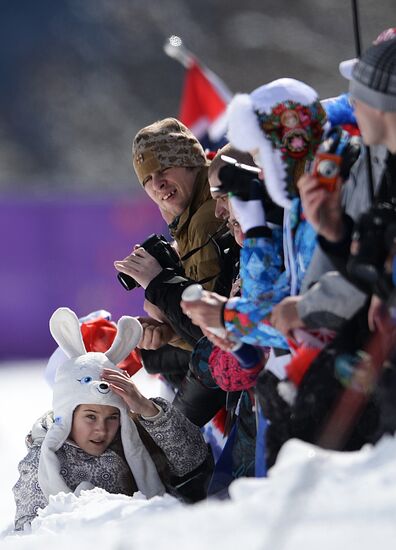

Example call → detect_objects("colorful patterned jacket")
224 198 317 349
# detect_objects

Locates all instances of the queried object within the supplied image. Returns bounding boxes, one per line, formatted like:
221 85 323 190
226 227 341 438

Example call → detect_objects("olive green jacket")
169 167 223 291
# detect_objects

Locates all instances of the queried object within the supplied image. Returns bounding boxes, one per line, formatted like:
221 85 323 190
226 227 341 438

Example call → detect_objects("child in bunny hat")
13 307 209 531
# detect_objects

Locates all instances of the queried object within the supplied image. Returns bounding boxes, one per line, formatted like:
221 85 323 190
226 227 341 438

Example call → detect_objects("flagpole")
163 36 231 143
351 0 375 202
163 36 195 69
351 0 362 56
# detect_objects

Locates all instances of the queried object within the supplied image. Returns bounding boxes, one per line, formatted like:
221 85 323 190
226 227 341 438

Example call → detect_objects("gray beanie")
344 40 396 112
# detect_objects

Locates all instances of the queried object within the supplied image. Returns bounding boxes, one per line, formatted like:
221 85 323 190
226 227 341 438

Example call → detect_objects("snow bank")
2 436 396 550
2 362 396 550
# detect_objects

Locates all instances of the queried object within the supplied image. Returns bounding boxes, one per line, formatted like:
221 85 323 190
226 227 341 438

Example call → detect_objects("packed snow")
1 361 396 550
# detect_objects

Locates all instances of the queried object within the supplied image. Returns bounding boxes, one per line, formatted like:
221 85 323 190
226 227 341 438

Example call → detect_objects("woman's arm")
137 397 208 477
13 445 48 531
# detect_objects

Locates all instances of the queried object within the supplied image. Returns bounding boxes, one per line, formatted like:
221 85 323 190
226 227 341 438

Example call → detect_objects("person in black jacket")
298 39 396 292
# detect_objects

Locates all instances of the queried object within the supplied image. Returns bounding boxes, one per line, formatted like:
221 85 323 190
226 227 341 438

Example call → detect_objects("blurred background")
0 0 394 359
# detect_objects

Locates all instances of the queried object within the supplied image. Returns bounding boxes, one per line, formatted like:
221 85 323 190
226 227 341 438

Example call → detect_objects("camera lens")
117 272 138 291
317 159 339 179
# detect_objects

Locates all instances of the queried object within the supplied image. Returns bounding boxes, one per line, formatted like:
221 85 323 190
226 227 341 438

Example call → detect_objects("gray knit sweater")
13 398 207 531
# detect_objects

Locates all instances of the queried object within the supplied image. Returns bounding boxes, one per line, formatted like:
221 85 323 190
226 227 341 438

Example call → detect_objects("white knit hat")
227 78 327 209
38 307 165 499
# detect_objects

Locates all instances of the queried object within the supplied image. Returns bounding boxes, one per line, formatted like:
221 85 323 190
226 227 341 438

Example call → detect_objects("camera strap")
180 222 228 286
179 223 228 263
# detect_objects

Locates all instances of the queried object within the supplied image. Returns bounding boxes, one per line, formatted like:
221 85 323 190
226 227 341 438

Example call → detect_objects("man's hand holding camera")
114 246 162 290
298 126 361 243
116 234 183 291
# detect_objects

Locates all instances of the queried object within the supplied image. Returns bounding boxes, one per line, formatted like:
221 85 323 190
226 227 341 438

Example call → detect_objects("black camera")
117 233 184 291
347 202 396 300
212 155 262 197
213 155 283 226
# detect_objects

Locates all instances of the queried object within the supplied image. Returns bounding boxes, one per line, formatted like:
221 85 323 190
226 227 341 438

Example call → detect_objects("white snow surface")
1 361 396 549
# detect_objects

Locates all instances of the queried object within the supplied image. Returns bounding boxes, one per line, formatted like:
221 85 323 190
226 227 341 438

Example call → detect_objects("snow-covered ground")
1 361 396 550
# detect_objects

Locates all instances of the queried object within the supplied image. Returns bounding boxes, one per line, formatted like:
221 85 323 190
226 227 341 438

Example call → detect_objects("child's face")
228 202 245 247
69 404 120 457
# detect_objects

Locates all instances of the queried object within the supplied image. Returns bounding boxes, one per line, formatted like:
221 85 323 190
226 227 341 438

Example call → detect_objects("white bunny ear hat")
227 78 326 209
38 307 165 500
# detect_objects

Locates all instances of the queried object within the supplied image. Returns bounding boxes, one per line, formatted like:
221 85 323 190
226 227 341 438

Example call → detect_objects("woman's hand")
270 296 305 338
180 290 228 330
114 246 162 290
101 368 158 417
202 327 236 352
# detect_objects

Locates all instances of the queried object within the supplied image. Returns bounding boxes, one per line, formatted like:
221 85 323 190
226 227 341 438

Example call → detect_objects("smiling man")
132 117 224 286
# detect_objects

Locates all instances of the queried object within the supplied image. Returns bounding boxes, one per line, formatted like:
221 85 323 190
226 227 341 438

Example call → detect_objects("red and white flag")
178 60 232 142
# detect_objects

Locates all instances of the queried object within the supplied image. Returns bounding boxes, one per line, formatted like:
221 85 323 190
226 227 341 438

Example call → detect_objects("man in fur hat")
114 117 230 354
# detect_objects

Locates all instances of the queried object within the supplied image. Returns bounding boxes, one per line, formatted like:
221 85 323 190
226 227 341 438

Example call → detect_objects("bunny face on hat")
52 352 130 433
38 307 165 500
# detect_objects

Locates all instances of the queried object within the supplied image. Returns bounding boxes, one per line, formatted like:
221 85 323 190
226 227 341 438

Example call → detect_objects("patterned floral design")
256 99 326 197
139 398 208 477
13 440 135 531
256 100 326 161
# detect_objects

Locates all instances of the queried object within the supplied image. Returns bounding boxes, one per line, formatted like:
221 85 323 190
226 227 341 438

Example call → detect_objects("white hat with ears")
38 307 165 500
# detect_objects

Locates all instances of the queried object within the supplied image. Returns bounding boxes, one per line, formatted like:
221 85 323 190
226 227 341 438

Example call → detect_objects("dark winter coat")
257 306 396 467
318 150 396 286
144 236 239 426
145 232 239 347
186 336 257 491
